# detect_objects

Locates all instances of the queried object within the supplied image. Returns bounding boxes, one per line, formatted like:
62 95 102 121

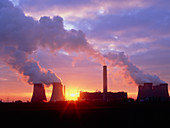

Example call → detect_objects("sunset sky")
0 0 170 101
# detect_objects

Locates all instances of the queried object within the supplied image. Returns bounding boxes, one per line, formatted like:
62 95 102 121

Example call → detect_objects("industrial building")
30 65 128 102
137 83 169 101
78 91 127 101
78 65 128 102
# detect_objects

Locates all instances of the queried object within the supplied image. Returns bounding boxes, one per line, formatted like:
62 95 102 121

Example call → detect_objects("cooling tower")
103 65 108 102
137 83 153 101
31 83 47 102
137 85 144 100
143 83 153 99
153 85 161 100
50 82 65 102
159 83 169 101
137 82 169 101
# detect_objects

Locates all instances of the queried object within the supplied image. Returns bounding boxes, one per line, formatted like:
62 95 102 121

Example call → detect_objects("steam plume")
104 52 165 85
0 0 165 87
0 0 104 85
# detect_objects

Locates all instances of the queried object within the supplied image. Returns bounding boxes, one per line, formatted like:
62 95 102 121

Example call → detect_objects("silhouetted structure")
137 83 169 101
31 83 47 102
78 91 127 101
64 85 66 98
50 82 65 102
78 65 127 102
103 65 108 102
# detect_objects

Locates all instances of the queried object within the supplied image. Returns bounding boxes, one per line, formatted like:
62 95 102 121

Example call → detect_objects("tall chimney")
103 65 108 102
31 83 47 102
64 85 66 100
50 82 65 102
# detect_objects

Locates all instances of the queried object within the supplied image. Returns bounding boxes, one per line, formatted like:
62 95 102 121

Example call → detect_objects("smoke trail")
0 0 164 87
0 0 105 85
104 52 165 85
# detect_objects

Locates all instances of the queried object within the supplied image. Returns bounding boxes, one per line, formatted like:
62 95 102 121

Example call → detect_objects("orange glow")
65 88 80 101
0 92 32 102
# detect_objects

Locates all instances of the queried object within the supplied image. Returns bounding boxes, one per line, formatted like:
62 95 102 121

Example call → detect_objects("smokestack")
64 85 66 100
50 82 65 102
103 65 108 103
31 83 47 102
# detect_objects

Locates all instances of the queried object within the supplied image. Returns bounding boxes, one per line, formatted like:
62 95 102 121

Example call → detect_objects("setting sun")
67 92 79 101
66 89 80 101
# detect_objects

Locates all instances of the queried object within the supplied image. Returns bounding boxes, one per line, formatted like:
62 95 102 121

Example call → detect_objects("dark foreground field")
0 101 170 128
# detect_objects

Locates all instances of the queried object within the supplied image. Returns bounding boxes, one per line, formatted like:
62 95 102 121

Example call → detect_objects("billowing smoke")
0 0 104 86
0 0 164 87
104 52 165 85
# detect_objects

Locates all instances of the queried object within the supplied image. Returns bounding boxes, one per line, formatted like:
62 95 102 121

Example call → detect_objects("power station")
30 65 169 102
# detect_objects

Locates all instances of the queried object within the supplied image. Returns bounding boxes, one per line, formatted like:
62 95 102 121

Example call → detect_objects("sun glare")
66 90 80 101
67 92 79 101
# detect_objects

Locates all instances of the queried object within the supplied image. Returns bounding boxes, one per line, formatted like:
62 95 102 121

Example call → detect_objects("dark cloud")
72 7 170 41
131 49 170 66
